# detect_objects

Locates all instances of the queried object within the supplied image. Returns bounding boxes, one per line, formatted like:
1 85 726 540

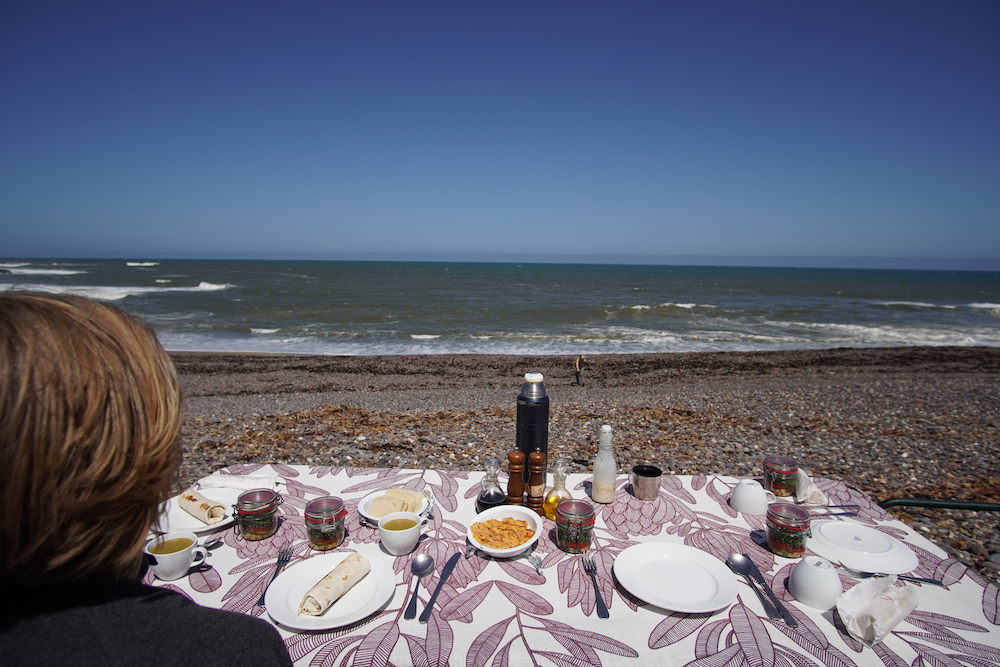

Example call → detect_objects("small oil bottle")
543 460 573 520
476 457 507 513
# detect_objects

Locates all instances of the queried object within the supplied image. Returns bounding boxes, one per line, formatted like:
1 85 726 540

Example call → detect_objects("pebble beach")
172 345 1000 585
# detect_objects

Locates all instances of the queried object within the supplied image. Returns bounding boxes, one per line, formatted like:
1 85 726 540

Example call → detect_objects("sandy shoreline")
172 346 1000 583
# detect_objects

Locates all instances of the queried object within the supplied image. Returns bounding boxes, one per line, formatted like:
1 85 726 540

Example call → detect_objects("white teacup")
788 556 843 609
145 531 208 581
378 511 424 556
728 479 776 515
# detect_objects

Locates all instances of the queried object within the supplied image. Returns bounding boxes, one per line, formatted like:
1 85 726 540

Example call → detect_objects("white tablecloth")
152 464 1000 666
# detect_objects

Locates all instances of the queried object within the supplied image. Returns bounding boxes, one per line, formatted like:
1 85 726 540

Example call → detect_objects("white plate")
808 520 918 574
265 552 395 631
157 487 243 534
357 489 431 525
614 543 738 613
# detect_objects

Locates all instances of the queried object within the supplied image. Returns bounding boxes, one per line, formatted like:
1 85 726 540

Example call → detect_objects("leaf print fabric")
148 465 1000 666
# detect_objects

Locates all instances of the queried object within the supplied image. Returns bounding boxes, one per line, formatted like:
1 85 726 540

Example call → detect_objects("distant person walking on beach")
574 355 587 386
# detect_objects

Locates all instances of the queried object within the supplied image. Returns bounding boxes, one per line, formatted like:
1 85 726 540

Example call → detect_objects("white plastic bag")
835 577 919 647
794 467 828 505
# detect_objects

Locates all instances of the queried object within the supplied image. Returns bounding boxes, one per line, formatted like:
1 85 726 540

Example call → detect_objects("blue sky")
2 2 998 267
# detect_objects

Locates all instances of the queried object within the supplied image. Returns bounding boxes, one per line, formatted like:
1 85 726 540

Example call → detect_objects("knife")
745 554 799 628
798 505 861 510
419 552 460 623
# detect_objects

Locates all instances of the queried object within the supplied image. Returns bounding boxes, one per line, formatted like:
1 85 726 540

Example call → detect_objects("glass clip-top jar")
555 499 595 553
763 455 798 498
234 488 283 541
766 504 811 558
305 496 347 551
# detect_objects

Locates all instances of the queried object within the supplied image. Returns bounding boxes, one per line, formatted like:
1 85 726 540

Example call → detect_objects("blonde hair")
0 292 182 585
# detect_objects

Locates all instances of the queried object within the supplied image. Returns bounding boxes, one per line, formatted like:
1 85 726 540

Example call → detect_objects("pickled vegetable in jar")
234 488 283 541
555 500 595 553
305 496 347 550
762 455 798 497
766 504 811 558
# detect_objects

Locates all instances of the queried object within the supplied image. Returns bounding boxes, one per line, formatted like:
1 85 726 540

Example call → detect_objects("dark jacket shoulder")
1 582 293 667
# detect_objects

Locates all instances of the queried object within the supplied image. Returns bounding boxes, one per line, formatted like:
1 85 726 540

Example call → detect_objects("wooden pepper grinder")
527 451 546 516
506 451 526 506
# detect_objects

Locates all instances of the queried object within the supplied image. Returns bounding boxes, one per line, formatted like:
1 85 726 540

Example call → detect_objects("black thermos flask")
516 372 549 482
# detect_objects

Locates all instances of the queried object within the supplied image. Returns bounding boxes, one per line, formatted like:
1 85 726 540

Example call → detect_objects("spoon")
727 555 780 620
404 554 434 620
729 553 799 627
201 536 225 550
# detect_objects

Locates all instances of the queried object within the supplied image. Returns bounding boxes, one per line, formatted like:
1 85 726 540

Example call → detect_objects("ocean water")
2 259 999 355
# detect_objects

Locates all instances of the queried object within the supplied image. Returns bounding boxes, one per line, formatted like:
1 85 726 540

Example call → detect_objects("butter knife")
419 552 460 623
745 554 798 628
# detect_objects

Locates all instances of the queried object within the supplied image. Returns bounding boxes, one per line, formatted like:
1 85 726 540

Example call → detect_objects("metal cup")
629 465 662 501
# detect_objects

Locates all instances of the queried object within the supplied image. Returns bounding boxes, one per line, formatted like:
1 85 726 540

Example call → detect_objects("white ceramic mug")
629 465 663 501
144 531 208 581
378 511 424 556
728 479 776 515
788 556 843 609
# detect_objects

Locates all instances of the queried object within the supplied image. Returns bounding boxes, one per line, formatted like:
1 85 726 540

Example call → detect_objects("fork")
522 544 543 575
582 551 609 619
257 542 294 606
837 562 944 586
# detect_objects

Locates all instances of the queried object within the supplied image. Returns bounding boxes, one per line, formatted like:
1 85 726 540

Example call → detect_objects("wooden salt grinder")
527 451 546 516
506 451 526 506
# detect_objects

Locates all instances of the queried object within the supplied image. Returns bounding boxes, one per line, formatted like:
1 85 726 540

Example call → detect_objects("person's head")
0 292 182 586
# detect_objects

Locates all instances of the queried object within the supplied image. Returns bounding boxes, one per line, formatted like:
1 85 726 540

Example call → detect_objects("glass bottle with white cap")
591 424 617 503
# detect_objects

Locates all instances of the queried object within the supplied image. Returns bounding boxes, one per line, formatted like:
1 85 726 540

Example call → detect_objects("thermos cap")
601 424 612 433
524 372 544 383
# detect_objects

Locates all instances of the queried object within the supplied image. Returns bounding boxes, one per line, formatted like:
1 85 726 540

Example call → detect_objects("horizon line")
4 252 999 272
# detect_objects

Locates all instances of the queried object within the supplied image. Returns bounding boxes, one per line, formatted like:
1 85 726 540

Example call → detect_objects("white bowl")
467 505 542 558
357 489 431 525
788 556 843 610
728 479 775 515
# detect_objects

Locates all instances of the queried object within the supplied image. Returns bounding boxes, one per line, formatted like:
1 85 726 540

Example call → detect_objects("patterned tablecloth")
152 464 1000 666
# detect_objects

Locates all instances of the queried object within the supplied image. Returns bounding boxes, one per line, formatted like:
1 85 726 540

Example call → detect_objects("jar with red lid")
305 496 347 551
762 455 798 497
555 500 596 553
234 488 283 541
765 504 811 558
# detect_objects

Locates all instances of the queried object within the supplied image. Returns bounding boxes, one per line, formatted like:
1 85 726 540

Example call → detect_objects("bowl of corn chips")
467 505 541 558
358 487 431 526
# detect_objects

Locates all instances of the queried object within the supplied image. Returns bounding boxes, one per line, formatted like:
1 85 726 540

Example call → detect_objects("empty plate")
614 542 738 613
808 520 918 574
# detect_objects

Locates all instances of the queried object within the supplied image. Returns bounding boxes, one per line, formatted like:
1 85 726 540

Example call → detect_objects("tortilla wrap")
298 553 371 616
177 490 227 524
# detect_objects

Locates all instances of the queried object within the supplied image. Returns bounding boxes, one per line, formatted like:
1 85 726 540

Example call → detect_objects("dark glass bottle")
476 457 506 513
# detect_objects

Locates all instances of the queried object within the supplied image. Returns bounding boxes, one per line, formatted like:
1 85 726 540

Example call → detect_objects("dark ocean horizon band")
1 259 997 356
